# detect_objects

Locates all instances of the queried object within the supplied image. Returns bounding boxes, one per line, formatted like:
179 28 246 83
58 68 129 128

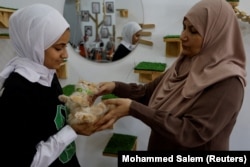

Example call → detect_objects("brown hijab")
149 0 246 111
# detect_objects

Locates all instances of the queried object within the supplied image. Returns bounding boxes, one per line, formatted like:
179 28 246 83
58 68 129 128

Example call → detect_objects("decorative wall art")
104 15 112 26
105 2 114 13
81 10 89 21
101 27 109 38
92 2 100 14
84 25 92 36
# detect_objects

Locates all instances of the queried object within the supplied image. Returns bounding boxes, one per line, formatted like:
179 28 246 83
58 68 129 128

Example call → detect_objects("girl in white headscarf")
0 4 90 166
112 21 142 61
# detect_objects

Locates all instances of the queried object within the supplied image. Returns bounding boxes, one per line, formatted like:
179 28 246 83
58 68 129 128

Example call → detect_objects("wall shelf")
56 62 68 79
0 34 9 39
0 7 16 28
163 35 182 57
134 70 164 83
134 62 166 83
103 133 137 157
116 9 128 17
0 7 16 39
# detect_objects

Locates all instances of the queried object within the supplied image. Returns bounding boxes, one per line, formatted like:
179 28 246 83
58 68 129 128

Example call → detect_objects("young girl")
0 4 92 166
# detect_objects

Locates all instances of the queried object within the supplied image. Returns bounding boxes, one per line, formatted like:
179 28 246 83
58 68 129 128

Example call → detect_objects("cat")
58 80 114 126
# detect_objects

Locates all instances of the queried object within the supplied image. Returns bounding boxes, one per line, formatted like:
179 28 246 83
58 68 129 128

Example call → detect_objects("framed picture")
104 15 112 26
81 10 89 22
101 27 109 38
106 2 114 13
92 2 100 14
84 26 92 36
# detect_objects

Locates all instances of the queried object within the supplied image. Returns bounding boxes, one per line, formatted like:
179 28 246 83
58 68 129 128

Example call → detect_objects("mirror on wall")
63 0 144 63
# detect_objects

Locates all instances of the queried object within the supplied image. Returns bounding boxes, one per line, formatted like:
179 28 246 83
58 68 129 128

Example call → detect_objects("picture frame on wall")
81 10 89 22
106 2 114 13
92 2 100 14
104 15 112 26
101 27 109 38
84 26 92 36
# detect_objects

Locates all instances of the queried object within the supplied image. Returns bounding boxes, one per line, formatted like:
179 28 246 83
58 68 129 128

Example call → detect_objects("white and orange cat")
58 80 114 126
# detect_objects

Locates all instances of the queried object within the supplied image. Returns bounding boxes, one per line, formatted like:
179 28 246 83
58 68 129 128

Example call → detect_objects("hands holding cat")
94 98 132 131
70 93 132 136
93 82 132 131
70 81 132 135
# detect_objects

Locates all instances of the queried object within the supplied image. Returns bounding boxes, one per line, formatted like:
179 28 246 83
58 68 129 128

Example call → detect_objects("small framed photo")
104 15 112 26
81 10 89 22
106 2 114 13
101 27 109 38
92 2 100 14
84 26 92 36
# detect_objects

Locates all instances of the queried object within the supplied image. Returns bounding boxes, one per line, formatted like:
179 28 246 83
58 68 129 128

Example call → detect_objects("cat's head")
75 80 99 96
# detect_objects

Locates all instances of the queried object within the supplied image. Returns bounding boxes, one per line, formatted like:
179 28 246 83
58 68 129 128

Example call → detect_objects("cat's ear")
58 94 69 103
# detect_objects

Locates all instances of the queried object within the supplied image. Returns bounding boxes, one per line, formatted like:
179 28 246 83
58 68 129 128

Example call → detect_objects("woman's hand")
97 82 116 96
94 98 132 131
91 82 116 102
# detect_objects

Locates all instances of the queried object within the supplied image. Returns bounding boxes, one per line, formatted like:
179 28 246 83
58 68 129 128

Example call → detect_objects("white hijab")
120 21 142 51
0 4 69 88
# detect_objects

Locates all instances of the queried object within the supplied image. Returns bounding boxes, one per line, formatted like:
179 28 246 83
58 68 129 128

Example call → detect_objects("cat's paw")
58 94 69 103
75 112 96 124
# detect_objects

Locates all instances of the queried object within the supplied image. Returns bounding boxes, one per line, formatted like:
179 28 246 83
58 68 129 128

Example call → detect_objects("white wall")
0 0 249 166
0 0 65 13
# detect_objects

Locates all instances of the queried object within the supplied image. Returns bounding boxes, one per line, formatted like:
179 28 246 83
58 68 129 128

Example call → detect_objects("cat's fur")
58 80 114 126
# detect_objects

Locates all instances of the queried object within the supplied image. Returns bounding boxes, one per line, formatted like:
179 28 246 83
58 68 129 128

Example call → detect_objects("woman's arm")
113 73 164 105
130 77 244 147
